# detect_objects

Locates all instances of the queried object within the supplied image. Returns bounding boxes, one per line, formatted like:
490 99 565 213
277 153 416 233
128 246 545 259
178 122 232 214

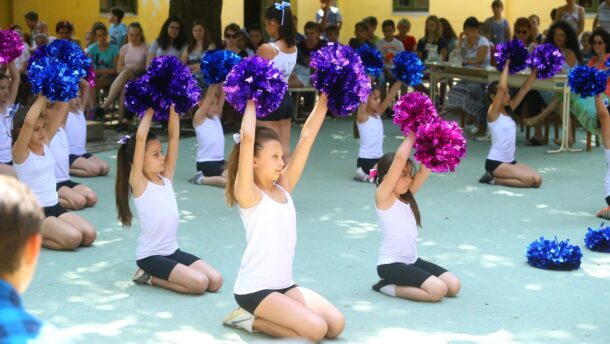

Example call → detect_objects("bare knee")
86 192 98 207
73 195 87 209
300 317 328 342
99 163 110 176
325 312 345 339
56 229 83 250
445 278 461 297
424 279 448 301
207 273 223 292
533 174 542 188
189 274 209 294
80 227 97 247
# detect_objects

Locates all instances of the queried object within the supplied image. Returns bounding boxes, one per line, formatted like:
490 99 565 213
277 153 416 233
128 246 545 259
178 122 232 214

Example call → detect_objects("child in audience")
396 19 416 52
108 7 127 48
376 20 404 98
349 22 375 50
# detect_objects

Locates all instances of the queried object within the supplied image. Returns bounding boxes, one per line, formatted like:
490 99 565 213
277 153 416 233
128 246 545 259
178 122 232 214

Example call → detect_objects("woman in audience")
554 0 585 37
439 18 458 53
181 20 216 92
147 16 187 66
223 23 248 58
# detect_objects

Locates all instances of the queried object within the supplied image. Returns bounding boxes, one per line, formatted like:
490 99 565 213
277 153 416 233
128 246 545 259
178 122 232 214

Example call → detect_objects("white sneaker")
188 171 204 184
469 126 480 135
475 131 491 142
353 167 369 182
223 307 255 333
132 268 152 285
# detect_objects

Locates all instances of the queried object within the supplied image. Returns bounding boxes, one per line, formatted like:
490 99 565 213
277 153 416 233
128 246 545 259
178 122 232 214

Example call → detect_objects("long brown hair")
375 153 422 227
225 126 280 207
187 20 212 53
115 132 157 227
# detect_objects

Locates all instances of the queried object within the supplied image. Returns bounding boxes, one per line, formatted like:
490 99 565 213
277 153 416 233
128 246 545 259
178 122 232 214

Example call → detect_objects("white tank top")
49 128 70 183
0 108 12 163
487 113 516 163
605 148 610 198
357 114 384 159
195 115 225 162
14 145 59 207
269 42 297 83
65 110 87 156
376 198 418 266
133 176 180 260
234 184 297 294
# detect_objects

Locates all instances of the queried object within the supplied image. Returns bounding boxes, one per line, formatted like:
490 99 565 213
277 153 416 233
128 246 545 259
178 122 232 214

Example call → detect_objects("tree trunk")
169 0 223 47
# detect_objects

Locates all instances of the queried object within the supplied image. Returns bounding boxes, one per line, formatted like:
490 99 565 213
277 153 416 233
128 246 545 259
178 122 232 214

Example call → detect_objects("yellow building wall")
0 0 11 29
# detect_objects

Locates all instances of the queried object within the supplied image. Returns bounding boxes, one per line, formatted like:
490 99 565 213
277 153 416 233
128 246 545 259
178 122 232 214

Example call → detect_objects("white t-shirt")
195 115 225 162
376 38 405 69
0 107 12 163
120 42 148 71
49 127 70 183
315 6 343 26
14 145 59 207
148 39 185 59
460 35 491 66
357 114 384 159
65 110 87 156
487 113 516 163
376 198 418 266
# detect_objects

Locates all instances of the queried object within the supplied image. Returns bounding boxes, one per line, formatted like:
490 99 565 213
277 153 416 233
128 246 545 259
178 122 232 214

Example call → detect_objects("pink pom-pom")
393 92 438 136
86 65 96 87
414 119 467 173
0 30 25 64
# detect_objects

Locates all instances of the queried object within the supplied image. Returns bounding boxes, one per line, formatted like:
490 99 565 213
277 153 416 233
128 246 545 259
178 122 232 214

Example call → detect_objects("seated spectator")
326 24 340 43
396 18 416 52
247 25 264 52
292 15 305 44
24 11 39 47
86 23 119 116
376 19 404 98
108 7 127 48
363 16 380 43
147 16 187 65
97 22 148 132
297 22 327 66
416 15 448 62
349 21 375 50
0 176 69 343
32 21 55 50
529 14 544 44
181 20 216 93
237 31 254 56
581 31 594 65
55 20 81 48
440 17 458 53
222 23 248 58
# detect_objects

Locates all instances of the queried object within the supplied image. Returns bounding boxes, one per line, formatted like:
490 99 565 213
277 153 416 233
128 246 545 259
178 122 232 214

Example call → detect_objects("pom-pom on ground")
584 223 610 252
526 236 582 271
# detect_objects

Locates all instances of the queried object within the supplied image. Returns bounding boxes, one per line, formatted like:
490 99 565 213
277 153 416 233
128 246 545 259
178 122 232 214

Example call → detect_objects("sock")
380 284 396 297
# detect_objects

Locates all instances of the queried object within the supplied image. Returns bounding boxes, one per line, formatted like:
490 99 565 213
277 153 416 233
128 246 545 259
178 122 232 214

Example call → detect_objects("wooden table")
426 62 576 153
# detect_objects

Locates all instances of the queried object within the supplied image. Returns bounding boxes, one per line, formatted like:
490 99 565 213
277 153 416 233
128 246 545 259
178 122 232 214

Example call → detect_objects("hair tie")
274 1 291 25
233 132 241 144
368 168 377 182
117 135 131 145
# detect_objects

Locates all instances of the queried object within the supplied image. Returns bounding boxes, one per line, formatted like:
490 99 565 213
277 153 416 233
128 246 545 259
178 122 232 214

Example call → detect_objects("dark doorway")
244 0 263 31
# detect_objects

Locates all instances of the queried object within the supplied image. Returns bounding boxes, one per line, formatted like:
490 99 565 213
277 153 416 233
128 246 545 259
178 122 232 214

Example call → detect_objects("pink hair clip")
369 168 377 182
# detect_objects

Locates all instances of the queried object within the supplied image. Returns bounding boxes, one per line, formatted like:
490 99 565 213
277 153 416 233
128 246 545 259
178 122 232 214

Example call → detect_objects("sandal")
525 137 543 146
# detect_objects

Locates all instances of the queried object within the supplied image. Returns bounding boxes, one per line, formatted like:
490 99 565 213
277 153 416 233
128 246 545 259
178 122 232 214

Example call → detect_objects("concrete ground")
24 116 610 343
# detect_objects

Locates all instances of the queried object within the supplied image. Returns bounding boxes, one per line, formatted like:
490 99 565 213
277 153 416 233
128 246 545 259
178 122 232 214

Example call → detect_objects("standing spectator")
86 23 119 115
222 23 248 58
108 7 127 48
147 16 187 65
97 22 148 131
440 17 458 53
376 20 404 98
24 11 39 47
593 0 610 33
181 20 216 92
316 0 342 33
484 0 510 45
363 16 380 43
349 21 375 50
554 0 585 37
416 15 448 62
395 19 416 52
247 25 264 51
529 14 544 44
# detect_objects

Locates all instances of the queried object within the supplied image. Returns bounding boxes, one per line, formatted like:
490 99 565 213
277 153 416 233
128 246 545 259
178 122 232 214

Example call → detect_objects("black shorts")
377 258 448 288
1 160 12 165
43 203 68 218
357 157 380 175
234 284 297 314
258 92 294 121
69 152 92 166
196 160 225 177
56 180 80 191
485 159 516 174
136 249 200 281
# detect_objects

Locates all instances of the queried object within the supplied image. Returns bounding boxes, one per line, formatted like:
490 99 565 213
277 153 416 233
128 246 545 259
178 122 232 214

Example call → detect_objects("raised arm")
7 61 20 106
278 93 328 192
234 100 262 208
79 78 90 112
379 80 402 115
130 109 153 197
12 96 47 164
408 164 431 195
44 101 69 142
162 106 179 182
488 61 509 122
193 84 218 125
375 132 415 207
508 68 537 111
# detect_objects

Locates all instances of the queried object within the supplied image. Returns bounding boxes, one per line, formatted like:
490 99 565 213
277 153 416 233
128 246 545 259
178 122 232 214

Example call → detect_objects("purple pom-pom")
356 44 384 77
526 43 564 79
27 40 88 101
393 92 438 135
584 223 610 252
310 42 371 116
413 118 467 173
0 30 25 64
526 236 582 270
123 56 200 120
494 39 528 74
201 50 242 85
568 65 607 98
393 51 425 86
86 64 96 87
223 55 287 117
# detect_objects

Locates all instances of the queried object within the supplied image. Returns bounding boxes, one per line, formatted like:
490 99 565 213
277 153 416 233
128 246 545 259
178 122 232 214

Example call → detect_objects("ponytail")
265 4 295 47
115 133 157 227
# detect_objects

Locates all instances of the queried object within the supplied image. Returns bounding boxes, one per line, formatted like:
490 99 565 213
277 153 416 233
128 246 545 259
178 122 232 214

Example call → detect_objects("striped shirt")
598 3 610 33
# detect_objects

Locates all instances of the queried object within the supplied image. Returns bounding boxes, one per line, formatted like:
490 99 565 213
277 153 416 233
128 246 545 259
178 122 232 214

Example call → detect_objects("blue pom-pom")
27 39 89 101
605 55 610 69
526 236 582 271
494 39 528 74
223 55 287 118
123 55 200 120
568 65 607 98
201 50 242 85
310 42 371 116
393 51 425 86
356 44 383 77
584 223 610 252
